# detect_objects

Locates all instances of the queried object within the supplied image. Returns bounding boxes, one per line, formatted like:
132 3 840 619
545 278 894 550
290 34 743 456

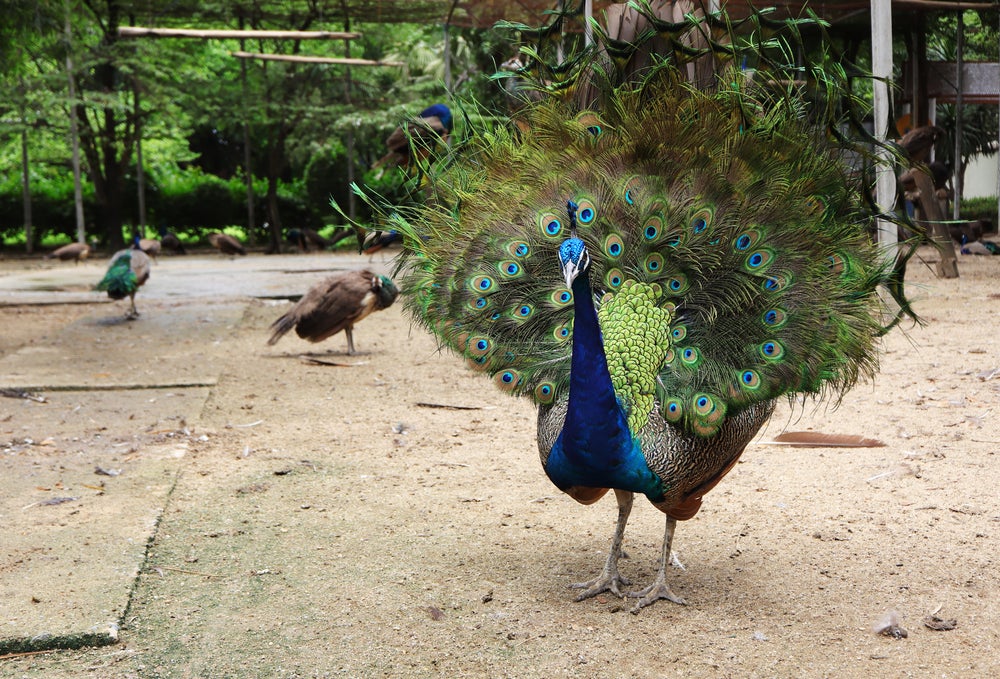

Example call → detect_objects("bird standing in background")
267 270 399 355
158 226 186 254
373 103 453 176
97 239 151 320
287 227 333 252
383 5 913 610
44 242 90 263
900 125 945 164
207 232 247 256
138 237 161 262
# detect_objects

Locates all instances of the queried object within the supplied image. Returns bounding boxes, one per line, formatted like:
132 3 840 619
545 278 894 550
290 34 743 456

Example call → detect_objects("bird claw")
627 577 687 612
569 568 631 601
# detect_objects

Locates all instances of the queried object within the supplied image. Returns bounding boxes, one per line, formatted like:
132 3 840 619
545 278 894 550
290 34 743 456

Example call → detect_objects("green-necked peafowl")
379 4 914 611
97 240 151 320
267 270 399 355
374 103 453 174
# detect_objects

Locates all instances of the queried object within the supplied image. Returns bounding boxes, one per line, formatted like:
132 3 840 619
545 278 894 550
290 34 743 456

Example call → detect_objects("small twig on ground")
415 402 482 411
152 565 221 578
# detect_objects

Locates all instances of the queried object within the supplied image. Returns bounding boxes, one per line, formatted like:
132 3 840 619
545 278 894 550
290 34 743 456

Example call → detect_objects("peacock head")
558 237 590 289
420 103 453 132
559 199 590 288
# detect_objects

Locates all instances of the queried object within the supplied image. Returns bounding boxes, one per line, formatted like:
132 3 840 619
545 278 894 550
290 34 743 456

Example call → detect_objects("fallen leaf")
764 431 885 448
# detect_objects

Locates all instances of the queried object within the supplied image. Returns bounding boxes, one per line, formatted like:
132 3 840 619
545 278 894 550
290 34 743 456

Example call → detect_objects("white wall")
964 152 999 198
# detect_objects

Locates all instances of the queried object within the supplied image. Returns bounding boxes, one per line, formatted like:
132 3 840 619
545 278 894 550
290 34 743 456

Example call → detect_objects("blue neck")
545 273 664 500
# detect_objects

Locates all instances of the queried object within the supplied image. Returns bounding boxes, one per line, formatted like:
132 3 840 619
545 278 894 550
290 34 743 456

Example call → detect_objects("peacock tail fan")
377 4 911 437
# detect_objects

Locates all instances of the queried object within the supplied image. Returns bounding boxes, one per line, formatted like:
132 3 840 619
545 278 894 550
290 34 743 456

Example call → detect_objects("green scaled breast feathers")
385 13 898 438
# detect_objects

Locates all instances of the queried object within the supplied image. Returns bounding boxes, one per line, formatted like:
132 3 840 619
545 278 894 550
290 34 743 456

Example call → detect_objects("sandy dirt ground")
1 243 998 678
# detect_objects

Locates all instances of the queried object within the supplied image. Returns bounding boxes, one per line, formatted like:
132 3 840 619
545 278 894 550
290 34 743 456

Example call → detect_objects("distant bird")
373 104 453 174
97 240 151 320
360 229 401 255
208 232 247 256
157 226 186 255
900 125 945 164
384 7 913 610
44 242 90 263
267 270 399 355
138 237 161 262
287 228 333 252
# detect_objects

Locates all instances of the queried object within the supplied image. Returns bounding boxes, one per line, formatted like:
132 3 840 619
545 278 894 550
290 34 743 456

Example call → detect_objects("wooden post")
19 82 33 254
343 12 356 221
65 1 86 246
135 83 147 233
239 14 256 244
952 11 964 220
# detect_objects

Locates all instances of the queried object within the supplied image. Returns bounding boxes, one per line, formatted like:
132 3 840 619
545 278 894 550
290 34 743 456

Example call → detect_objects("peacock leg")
570 488 633 600
628 516 686 611
126 294 139 320
344 326 356 355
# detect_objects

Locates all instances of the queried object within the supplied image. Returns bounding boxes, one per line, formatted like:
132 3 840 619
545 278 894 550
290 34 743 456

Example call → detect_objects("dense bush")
1 163 326 247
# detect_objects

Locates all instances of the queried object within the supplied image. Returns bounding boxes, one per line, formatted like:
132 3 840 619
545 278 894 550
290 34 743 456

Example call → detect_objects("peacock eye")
692 217 707 233
546 220 560 235
735 234 751 250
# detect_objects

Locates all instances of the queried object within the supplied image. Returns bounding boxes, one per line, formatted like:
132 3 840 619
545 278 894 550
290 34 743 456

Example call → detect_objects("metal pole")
871 0 897 253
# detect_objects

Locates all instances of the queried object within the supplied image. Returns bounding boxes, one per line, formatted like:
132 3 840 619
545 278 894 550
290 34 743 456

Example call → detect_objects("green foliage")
961 196 998 226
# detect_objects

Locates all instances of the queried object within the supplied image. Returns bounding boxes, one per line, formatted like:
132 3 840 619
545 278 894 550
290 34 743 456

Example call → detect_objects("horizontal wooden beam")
118 26 360 40
230 51 404 67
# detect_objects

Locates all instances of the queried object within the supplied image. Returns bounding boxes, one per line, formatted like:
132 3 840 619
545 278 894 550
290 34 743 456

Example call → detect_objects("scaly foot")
570 561 631 601
627 570 686 612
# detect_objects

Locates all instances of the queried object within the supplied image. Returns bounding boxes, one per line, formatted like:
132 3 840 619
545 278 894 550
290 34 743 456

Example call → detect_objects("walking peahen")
267 269 399 355
97 239 151 320
376 3 914 611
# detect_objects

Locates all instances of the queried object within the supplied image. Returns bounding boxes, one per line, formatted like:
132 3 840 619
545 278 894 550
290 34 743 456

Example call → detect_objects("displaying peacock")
376 3 913 611
267 269 399 355
97 239 151 320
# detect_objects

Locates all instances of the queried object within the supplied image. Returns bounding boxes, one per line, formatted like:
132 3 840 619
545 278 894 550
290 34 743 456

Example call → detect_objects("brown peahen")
97 238 151 320
267 269 399 355
44 242 90 263
207 232 247 256
376 3 914 611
